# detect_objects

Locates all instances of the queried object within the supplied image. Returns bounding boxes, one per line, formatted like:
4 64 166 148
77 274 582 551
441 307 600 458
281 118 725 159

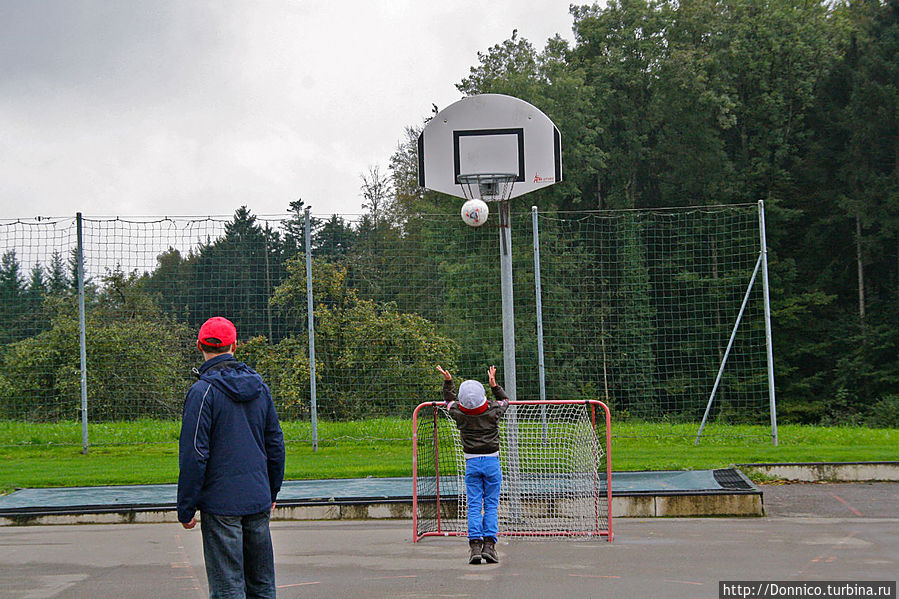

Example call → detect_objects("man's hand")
437 365 452 381
488 365 497 388
181 518 196 530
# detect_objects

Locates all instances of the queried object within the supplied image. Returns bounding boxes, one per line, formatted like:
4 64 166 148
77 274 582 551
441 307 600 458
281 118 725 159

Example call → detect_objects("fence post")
532 206 547 404
76 213 89 454
305 208 318 452
264 234 273 341
532 207 548 440
758 200 778 446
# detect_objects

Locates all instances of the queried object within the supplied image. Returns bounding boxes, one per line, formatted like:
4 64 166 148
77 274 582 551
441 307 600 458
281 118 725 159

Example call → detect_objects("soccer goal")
412 400 613 542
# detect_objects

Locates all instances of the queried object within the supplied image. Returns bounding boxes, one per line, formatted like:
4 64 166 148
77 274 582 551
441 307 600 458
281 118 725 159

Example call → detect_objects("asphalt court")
1 482 896 599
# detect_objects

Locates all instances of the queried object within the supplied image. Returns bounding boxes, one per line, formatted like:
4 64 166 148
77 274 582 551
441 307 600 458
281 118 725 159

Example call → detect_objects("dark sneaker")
481 537 499 563
468 539 483 564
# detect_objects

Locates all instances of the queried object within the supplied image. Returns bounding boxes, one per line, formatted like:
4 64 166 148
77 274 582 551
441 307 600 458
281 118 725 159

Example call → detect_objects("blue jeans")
465 455 502 542
200 510 275 599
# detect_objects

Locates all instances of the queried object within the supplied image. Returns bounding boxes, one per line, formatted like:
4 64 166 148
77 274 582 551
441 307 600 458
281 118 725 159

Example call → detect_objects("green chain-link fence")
0 204 773 443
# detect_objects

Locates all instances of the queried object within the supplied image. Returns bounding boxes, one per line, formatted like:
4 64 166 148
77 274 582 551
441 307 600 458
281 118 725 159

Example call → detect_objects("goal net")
412 400 612 542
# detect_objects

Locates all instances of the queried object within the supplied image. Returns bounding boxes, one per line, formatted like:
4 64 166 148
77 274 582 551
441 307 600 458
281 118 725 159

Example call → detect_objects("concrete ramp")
0 468 761 525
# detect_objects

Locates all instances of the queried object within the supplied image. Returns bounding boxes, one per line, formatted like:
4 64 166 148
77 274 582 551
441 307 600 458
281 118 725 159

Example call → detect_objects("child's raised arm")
437 365 456 404
436 365 452 381
488 365 497 388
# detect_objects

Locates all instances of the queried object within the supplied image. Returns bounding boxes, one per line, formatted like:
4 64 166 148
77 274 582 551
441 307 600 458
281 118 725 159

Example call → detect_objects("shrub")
866 395 899 429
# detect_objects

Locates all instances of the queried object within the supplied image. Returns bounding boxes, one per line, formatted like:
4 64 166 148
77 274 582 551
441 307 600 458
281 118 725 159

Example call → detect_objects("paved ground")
1 482 896 599
761 481 899 519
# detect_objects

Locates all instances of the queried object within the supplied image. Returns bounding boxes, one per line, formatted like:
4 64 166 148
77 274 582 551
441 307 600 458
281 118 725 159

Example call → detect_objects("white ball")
461 199 489 227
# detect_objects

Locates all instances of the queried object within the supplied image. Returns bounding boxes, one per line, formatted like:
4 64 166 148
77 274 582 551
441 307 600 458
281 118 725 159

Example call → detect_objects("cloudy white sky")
0 0 579 219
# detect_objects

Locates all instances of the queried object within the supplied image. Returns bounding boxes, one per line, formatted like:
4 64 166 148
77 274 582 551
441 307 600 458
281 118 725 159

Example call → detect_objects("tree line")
0 205 460 421
405 0 897 426
0 0 896 427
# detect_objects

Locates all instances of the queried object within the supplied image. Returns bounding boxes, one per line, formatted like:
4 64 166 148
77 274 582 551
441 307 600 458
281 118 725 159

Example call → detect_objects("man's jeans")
465 455 502 541
200 510 275 599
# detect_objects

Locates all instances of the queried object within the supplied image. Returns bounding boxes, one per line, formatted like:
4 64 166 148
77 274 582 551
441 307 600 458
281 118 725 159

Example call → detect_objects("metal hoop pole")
499 199 522 521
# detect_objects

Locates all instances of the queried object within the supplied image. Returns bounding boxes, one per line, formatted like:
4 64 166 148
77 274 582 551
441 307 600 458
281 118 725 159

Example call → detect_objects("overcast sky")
0 1 578 219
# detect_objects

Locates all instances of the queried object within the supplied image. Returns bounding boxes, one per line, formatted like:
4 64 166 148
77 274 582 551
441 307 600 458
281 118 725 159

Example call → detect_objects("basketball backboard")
418 94 561 200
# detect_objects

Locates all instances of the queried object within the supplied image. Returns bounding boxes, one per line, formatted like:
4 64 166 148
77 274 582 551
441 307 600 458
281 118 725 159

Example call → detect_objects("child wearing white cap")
436 364 510 564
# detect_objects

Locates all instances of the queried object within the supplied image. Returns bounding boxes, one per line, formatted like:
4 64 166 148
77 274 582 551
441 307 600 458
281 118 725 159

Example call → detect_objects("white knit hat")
458 380 487 410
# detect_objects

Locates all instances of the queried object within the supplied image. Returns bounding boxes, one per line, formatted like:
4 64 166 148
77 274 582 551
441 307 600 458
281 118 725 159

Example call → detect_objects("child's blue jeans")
465 455 502 541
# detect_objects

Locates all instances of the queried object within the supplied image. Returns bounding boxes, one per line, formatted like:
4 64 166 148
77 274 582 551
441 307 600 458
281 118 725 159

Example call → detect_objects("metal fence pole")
305 208 318 452
695 254 762 444
76 213 89 454
758 200 778 446
499 200 517 401
532 206 546 404
264 235 273 341
532 207 548 440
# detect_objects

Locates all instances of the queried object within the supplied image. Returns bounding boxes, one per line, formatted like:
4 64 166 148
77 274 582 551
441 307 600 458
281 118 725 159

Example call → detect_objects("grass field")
0 419 895 494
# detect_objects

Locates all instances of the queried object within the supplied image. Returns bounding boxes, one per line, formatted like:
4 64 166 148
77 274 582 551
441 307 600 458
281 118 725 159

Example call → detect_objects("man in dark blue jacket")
178 316 285 599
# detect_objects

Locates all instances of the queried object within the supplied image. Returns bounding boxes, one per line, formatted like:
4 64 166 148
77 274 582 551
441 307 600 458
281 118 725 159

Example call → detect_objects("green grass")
610 422 896 471
0 419 895 494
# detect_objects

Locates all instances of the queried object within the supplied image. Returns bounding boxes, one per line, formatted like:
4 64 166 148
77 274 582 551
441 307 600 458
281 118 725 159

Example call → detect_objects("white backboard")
418 94 562 200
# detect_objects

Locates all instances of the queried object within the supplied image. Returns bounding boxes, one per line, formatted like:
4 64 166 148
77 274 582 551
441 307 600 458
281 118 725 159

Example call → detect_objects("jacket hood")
199 354 265 403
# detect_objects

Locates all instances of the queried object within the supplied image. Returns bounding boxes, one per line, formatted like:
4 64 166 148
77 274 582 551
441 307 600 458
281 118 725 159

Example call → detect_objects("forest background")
1 0 897 430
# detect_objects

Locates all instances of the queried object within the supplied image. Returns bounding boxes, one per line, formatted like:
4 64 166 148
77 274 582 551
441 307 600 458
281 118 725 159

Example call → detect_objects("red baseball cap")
197 317 237 347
